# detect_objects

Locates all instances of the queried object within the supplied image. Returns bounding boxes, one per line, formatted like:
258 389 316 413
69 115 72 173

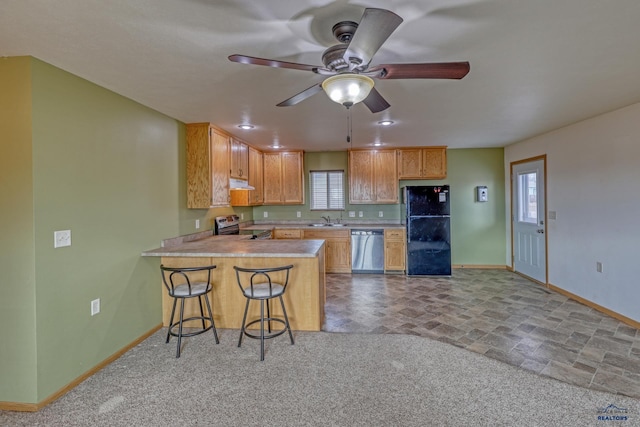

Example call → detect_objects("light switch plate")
54 230 71 248
349 211 355 218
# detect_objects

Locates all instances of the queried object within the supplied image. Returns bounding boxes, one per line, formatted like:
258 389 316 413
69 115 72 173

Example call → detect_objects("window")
518 171 537 224
310 170 345 210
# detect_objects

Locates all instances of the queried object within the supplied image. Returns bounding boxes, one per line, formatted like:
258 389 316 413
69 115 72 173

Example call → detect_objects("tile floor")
323 269 640 398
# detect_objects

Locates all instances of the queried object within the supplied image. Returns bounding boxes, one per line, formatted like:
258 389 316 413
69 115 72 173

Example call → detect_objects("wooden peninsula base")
143 238 326 331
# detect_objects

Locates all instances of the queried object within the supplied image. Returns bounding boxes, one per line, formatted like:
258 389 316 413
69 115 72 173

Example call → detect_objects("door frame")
510 154 548 285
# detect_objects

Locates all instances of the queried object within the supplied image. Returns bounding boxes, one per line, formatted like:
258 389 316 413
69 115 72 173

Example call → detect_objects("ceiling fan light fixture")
321 74 374 107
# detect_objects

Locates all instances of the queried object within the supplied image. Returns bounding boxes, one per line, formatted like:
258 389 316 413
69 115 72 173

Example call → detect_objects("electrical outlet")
349 211 355 218
91 298 100 316
358 211 363 218
195 219 200 229
240 213 244 220
263 211 268 218
297 211 301 218
54 230 71 248
379 211 384 218
596 262 603 273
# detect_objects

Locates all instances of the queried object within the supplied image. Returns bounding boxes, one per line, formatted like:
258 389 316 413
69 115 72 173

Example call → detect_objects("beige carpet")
2 329 639 426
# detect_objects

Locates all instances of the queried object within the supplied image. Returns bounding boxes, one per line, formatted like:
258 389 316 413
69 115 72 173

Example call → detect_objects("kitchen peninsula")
142 235 325 331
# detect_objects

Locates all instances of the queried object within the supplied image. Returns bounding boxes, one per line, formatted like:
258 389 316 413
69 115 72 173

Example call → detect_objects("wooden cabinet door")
374 150 398 203
248 146 263 205
397 149 423 179
305 229 351 273
349 150 397 203
397 147 447 179
230 138 248 179
384 228 406 272
282 151 304 204
263 151 304 205
422 147 447 179
210 129 231 206
186 123 212 208
348 150 375 203
325 239 352 273
263 152 283 204
186 123 230 208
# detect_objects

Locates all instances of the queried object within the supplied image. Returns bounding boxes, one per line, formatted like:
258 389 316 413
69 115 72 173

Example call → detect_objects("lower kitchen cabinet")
304 229 351 273
273 229 302 239
384 228 406 272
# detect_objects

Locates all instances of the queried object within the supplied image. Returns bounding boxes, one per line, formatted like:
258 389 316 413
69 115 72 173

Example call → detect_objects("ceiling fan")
229 7 470 113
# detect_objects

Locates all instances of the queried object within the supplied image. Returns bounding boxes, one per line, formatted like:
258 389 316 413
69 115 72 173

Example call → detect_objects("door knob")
537 229 545 234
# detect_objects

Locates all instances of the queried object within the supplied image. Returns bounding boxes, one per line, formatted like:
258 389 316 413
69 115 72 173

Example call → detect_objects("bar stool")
234 265 295 361
161 264 220 358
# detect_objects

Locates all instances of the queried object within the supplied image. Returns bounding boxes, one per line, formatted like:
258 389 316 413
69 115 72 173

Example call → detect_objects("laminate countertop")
141 235 324 258
240 223 405 231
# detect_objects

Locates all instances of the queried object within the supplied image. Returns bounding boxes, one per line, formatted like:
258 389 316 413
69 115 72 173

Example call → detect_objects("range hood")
230 178 255 190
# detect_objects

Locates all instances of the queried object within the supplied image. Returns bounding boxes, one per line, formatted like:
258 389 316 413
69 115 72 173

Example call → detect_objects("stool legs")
238 296 294 361
202 293 220 344
279 295 295 345
177 298 186 358
167 298 178 344
167 291 219 358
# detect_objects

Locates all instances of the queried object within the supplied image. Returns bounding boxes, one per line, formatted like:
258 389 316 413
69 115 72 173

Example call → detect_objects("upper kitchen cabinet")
348 149 398 204
263 151 304 205
230 138 249 179
397 147 447 179
230 146 264 206
186 123 230 208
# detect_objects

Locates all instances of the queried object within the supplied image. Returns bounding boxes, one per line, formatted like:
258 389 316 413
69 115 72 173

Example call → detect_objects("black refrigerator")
403 185 451 276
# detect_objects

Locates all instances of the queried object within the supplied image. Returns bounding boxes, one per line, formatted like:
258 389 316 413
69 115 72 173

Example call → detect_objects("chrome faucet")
321 215 331 224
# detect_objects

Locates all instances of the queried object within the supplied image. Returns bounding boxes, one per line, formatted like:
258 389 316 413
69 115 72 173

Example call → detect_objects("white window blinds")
310 171 345 210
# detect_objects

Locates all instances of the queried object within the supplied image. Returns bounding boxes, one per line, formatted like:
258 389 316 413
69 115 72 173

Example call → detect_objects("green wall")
253 149 506 265
0 57 38 403
1 57 184 403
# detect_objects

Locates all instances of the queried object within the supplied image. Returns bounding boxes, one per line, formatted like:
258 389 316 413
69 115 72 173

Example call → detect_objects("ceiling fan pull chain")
346 108 352 144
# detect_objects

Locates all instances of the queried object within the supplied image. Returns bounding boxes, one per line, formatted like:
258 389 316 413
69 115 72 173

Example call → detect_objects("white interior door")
512 158 547 283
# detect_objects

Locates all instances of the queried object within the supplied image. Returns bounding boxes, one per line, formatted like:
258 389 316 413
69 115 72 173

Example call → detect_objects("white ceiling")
2 0 640 152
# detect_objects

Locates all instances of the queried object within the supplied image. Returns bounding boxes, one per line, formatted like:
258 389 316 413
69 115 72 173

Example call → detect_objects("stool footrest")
168 316 214 338
242 317 288 340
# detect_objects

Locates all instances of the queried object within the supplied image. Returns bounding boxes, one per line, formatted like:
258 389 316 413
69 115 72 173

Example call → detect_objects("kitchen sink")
308 223 347 227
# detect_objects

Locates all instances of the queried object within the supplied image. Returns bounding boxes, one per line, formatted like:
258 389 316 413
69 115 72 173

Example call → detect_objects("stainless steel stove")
214 215 271 239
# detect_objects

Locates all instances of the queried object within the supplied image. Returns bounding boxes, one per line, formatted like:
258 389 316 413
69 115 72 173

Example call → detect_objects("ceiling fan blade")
276 83 324 107
343 8 403 69
363 87 390 113
370 62 470 80
229 54 319 72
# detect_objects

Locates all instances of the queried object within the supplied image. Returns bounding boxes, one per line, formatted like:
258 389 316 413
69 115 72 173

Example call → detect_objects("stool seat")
234 265 295 361
242 282 284 298
161 264 220 358
171 282 211 297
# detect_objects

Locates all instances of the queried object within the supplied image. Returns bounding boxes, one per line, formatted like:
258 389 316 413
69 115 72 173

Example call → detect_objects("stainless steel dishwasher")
351 229 384 273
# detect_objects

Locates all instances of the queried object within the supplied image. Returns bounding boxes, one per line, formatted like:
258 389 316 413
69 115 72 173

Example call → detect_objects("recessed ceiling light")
373 142 383 147
237 124 254 130
378 120 394 126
